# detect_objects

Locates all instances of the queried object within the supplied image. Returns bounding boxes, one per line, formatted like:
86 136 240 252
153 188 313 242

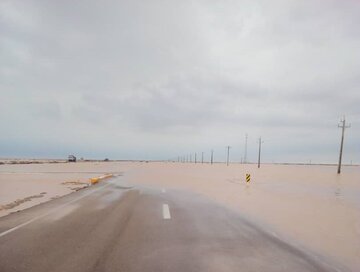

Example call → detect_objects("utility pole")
244 133 248 164
226 146 231 166
190 154 192 163
337 117 351 174
211 150 214 165
201 152 204 164
195 153 197 164
257 137 264 168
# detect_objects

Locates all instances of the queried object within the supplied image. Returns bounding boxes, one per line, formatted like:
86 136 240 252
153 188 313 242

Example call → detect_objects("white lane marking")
0 182 113 238
161 188 166 193
162 204 171 219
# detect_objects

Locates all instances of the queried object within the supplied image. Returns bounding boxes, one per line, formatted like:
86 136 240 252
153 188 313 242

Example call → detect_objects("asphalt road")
0 176 338 272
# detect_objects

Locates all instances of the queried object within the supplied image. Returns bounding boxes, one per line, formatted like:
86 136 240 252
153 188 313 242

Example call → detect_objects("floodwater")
0 161 359 270
126 162 360 271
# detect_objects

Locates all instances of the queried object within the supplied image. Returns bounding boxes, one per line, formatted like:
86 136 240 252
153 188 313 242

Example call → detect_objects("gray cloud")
0 0 359 162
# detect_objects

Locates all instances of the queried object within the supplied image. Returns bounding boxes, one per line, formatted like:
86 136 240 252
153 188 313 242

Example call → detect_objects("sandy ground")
0 161 359 270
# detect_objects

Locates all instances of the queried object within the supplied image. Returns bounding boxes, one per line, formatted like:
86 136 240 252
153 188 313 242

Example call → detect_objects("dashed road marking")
162 204 171 219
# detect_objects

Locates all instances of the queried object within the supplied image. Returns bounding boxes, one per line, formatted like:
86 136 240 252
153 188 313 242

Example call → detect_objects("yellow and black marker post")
246 173 251 183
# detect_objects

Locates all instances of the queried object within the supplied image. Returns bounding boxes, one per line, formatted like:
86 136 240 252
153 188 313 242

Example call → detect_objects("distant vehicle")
104 158 109 161
68 155 76 162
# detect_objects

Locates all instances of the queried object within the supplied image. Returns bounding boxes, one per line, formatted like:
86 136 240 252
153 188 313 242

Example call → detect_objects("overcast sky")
1 0 359 163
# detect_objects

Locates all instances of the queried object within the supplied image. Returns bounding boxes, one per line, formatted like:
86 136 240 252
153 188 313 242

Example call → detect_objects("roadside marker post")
246 174 251 183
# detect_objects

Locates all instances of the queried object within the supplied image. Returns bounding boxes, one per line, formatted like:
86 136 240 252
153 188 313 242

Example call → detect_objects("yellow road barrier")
90 174 114 185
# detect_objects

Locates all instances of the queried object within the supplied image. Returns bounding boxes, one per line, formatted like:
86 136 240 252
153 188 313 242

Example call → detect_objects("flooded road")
1 162 359 270
0 177 341 272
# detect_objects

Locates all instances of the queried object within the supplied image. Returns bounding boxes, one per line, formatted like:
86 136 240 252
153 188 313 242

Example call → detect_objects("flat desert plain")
0 161 359 270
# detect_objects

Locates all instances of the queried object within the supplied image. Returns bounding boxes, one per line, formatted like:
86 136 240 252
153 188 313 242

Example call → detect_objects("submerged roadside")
0 161 135 217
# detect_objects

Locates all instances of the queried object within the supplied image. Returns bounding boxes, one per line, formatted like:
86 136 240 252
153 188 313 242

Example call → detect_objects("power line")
337 116 351 174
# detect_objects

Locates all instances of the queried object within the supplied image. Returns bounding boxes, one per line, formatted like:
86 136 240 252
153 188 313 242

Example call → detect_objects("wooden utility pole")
195 153 197 164
211 150 214 165
226 146 231 166
337 117 351 174
257 137 264 168
244 133 248 163
201 152 204 164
